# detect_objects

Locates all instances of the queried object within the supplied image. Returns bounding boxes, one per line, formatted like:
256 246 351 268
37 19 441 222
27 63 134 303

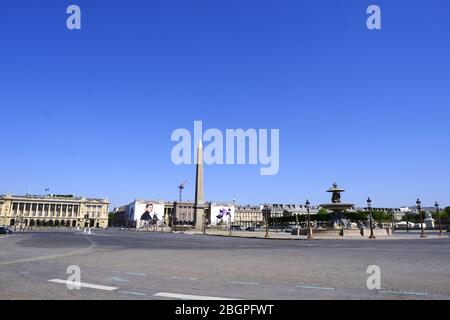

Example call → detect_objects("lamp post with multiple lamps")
229 199 235 237
263 204 270 239
417 198 426 238
405 210 410 233
390 209 395 234
202 211 206 235
435 201 442 236
305 200 313 240
367 197 376 239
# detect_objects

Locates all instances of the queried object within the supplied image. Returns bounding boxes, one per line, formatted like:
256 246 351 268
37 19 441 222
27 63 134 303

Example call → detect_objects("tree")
372 211 390 223
346 211 368 221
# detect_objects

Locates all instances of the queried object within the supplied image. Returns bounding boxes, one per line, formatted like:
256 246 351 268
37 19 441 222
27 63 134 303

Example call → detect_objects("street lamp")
306 200 313 240
229 199 235 237
435 202 442 236
390 209 395 234
405 210 410 233
367 197 376 239
417 198 426 238
202 211 206 235
263 204 270 239
295 212 299 236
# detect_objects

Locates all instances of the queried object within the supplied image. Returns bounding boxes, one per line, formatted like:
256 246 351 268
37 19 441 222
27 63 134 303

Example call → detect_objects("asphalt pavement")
1 229 449 300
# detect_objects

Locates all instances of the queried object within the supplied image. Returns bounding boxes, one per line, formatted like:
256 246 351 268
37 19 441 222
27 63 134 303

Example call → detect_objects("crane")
178 180 187 202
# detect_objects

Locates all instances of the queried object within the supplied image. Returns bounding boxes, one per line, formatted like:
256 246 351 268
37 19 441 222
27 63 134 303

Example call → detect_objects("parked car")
231 225 244 231
0 227 13 234
245 227 256 231
284 227 293 233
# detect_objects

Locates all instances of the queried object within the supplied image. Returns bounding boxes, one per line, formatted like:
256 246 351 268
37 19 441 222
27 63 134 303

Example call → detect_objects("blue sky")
0 0 449 209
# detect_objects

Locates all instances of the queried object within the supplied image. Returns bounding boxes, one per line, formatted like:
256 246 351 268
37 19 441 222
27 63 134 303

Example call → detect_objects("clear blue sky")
1 0 449 209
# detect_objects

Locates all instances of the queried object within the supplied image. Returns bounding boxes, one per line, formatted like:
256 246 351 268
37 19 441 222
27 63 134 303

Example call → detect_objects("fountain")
320 182 355 229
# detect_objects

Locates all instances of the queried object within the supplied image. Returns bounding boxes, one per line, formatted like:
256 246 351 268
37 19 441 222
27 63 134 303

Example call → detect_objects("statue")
331 191 341 204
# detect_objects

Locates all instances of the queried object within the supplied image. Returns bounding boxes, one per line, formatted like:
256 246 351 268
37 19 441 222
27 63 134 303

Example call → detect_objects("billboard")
131 200 165 228
209 203 235 226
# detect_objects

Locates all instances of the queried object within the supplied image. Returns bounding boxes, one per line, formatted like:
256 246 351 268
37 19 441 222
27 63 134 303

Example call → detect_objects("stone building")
234 205 263 228
0 194 109 229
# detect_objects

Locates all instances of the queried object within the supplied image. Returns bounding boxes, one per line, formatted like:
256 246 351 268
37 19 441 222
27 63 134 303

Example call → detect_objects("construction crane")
178 180 187 202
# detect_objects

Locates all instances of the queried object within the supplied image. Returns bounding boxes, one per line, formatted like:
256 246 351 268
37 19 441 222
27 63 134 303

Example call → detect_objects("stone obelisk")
194 140 205 230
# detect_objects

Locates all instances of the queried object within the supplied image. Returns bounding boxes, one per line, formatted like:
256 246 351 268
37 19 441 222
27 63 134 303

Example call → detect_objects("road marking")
109 276 129 282
119 291 147 296
379 290 428 296
48 279 118 291
126 272 146 276
226 281 259 285
170 276 198 281
296 285 336 291
0 238 96 266
154 292 239 300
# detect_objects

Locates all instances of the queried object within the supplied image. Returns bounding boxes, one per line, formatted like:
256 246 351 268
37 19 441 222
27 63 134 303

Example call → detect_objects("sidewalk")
184 230 448 240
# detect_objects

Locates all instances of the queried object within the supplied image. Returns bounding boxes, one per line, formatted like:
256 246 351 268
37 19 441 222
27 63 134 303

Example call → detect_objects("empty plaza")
1 230 449 300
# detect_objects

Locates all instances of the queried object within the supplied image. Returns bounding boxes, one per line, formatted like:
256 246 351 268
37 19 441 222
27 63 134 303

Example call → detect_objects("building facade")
234 205 263 228
0 194 110 229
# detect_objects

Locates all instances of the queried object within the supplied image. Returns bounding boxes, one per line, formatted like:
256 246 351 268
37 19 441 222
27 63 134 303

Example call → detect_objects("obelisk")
194 140 205 230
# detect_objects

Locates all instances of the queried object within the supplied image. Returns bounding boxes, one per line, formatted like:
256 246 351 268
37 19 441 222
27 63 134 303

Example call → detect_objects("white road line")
109 276 129 282
154 292 239 300
126 272 146 276
296 285 336 291
170 276 198 281
379 290 428 296
48 279 118 291
226 281 259 285
119 291 147 296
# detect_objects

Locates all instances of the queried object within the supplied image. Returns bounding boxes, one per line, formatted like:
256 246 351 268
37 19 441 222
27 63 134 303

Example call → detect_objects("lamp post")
367 197 376 239
181 212 185 233
417 198 426 238
435 202 442 236
229 199 235 237
202 211 206 235
263 204 270 238
390 210 395 234
405 210 410 233
306 200 313 240
295 212 299 236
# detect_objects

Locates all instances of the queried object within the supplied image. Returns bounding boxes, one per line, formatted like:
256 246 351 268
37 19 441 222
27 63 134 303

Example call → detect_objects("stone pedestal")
194 204 205 231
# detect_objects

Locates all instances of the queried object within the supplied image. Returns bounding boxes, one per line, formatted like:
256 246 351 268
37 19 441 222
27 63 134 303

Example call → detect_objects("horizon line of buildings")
111 199 428 229
1 193 441 229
